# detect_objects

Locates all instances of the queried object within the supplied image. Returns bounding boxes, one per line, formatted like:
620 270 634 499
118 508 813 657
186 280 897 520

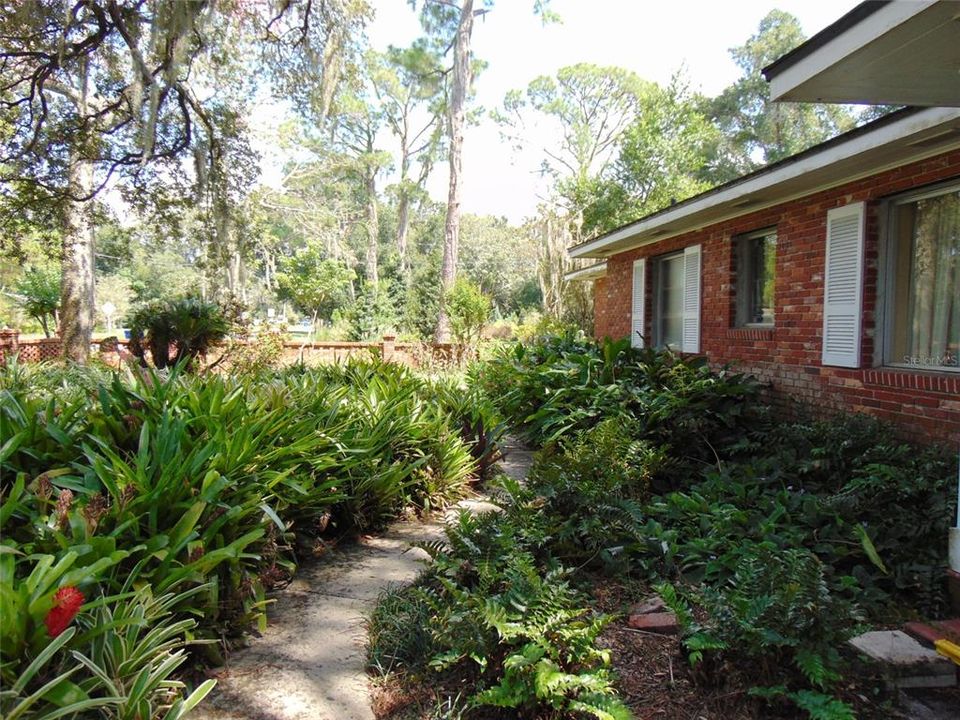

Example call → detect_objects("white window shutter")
682 244 702 353
822 202 865 368
631 258 646 348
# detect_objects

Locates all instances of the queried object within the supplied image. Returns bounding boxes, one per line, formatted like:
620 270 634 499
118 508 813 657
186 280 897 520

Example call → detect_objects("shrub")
431 377 506 482
643 414 958 617
445 277 491 348
662 547 861 719
478 335 760 457
371 510 631 720
127 295 229 370
223 328 287 375
524 419 666 571
346 281 398 341
14 265 60 338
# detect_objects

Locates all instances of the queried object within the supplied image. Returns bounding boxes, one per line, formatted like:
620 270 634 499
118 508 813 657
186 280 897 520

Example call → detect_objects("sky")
254 0 863 225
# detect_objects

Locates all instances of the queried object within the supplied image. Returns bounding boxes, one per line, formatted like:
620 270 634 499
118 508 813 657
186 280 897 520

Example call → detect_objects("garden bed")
0 358 499 718
367 334 959 720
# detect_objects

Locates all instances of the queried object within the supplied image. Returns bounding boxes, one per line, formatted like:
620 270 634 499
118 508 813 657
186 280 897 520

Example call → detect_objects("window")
651 245 701 352
734 229 776 326
654 252 684 348
886 182 960 371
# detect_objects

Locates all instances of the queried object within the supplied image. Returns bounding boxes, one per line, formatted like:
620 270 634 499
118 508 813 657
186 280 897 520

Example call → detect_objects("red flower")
44 586 85 637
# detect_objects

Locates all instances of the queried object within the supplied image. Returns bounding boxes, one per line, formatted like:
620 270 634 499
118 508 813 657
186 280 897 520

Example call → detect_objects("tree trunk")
60 155 96 363
365 169 379 285
435 0 474 343
396 190 410 278
396 134 412 280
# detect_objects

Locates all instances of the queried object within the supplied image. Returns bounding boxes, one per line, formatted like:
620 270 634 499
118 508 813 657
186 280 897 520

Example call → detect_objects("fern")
568 693 634 720
683 632 727 666
790 690 857 720
406 514 631 718
749 686 856 720
794 646 840 689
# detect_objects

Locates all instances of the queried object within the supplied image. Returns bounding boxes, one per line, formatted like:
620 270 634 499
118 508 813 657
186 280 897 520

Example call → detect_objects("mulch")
600 623 756 720
371 574 960 720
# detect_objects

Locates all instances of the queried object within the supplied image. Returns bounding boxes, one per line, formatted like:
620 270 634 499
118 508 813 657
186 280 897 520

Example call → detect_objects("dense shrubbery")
370 335 958 719
477 334 761 490
0 358 482 718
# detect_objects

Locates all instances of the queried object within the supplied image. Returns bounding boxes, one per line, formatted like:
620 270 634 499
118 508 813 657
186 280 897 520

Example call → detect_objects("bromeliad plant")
1 357 487 719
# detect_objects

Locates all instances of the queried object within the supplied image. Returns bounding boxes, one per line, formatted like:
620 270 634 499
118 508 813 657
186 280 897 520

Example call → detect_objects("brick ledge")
726 327 775 341
862 368 960 395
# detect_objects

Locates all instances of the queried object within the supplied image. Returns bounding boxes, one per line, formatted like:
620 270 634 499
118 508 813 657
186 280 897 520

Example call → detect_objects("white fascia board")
563 261 607 282
569 106 960 260
768 0 935 102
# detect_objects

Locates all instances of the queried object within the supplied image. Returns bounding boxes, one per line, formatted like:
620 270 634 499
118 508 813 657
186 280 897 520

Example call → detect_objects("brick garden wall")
0 331 461 371
276 339 460 368
594 148 960 445
0 332 62 363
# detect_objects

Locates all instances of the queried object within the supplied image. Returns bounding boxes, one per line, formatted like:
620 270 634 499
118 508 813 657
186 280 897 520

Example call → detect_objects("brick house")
568 2 960 445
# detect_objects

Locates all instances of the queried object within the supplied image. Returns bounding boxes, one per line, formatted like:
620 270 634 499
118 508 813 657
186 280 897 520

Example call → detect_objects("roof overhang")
569 106 960 260
563 261 607 282
764 1 960 107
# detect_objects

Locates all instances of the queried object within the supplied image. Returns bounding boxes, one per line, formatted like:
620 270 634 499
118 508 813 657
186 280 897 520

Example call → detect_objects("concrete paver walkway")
192 521 444 720
192 441 534 720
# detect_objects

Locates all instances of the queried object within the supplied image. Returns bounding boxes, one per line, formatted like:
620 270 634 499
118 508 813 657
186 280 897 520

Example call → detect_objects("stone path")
192 440 534 720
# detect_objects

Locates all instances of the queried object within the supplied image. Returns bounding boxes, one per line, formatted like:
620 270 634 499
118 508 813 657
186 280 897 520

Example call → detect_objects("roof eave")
563 261 608 282
569 106 960 260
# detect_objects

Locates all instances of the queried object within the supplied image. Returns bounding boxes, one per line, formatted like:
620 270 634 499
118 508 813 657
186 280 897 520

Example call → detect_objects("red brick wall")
3 337 63 363
594 148 960 445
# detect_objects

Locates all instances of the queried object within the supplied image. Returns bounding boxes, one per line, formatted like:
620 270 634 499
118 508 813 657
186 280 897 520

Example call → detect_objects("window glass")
657 254 684 348
890 187 960 370
735 230 776 326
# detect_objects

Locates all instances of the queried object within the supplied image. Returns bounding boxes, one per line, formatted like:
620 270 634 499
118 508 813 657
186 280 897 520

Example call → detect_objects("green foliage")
404 257 442 340
494 63 649 189
458 215 540 317
275 243 355 325
576 75 719 237
367 584 437 676
431 377 506 482
445 277 491 347
670 547 858 695
762 688 857 720
127 295 230 370
644 412 958 616
371 509 630 719
224 329 287 375
478 335 760 466
708 10 855 170
345 281 398 341
525 419 664 571
0 357 113 405
1 358 481 717
14 265 60 338
0 546 215 719
466 334 956 718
